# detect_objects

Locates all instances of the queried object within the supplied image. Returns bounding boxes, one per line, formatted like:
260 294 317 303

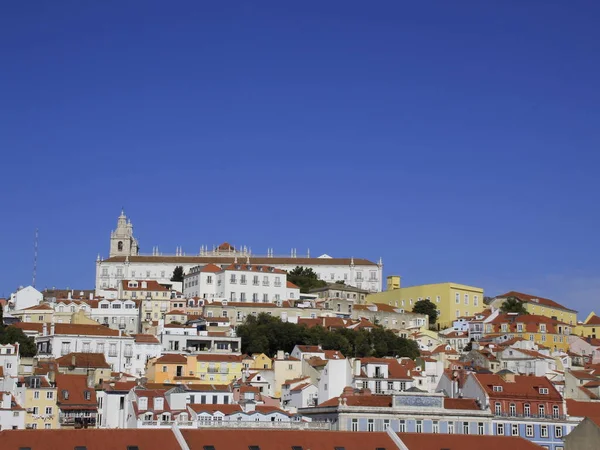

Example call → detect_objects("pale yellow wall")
272 359 302 398
195 360 243 385
24 387 59 429
13 311 54 323
524 303 577 326
366 283 485 329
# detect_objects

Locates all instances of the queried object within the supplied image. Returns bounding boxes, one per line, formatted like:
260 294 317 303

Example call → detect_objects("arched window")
118 241 123 251
509 403 516 416
539 404 545 416
553 405 559 418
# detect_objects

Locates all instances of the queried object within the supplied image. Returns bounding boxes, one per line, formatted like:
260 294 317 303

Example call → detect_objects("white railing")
136 419 330 430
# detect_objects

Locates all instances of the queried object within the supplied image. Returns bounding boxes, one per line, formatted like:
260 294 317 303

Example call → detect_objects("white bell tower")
109 209 140 257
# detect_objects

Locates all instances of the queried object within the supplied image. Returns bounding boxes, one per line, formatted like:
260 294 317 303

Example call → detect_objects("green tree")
170 266 185 282
500 296 529 315
0 315 37 357
287 266 327 293
412 299 438 325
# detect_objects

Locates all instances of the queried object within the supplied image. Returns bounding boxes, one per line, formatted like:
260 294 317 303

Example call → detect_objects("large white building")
96 212 383 292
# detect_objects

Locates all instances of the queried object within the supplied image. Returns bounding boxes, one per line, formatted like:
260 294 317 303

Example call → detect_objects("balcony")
274 282 282 287
493 412 566 421
207 368 228 374
59 412 97 427
262 281 270 286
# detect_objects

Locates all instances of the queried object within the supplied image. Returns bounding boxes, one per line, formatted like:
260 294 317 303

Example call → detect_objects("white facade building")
0 392 25 430
5 286 43 313
90 299 140 335
96 213 383 292
0 344 19 379
183 263 300 302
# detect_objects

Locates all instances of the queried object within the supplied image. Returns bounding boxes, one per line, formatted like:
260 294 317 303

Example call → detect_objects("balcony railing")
262 281 270 286
136 420 329 430
493 412 566 421
274 282 282 287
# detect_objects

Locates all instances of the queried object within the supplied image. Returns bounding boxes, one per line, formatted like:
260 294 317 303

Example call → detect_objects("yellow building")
146 354 195 384
272 352 303 398
492 291 578 326
574 312 600 338
121 280 171 324
195 354 243 384
19 375 59 430
12 303 55 323
484 313 572 352
242 353 272 370
366 279 485 329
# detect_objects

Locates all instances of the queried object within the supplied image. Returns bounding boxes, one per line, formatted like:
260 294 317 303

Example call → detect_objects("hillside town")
0 211 599 450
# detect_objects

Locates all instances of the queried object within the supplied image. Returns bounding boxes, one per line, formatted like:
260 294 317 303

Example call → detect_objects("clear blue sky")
1 1 599 317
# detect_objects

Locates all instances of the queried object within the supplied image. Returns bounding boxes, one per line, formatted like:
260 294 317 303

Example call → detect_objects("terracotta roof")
188 403 243 414
398 433 545 450
166 310 186 315
290 383 314 392
358 358 412 379
132 334 160 344
103 381 137 392
295 345 322 353
56 353 110 369
579 386 600 399
570 370 599 381
323 350 345 359
11 322 122 337
20 303 54 311
489 313 572 334
42 289 95 300
121 280 169 291
585 314 600 325
196 354 243 362
319 394 393 407
566 399 600 417
444 398 480 410
498 291 577 312
286 281 300 289
156 354 188 364
105 255 378 266
55 374 97 409
198 263 223 273
283 376 311 385
474 374 562 400
431 344 458 355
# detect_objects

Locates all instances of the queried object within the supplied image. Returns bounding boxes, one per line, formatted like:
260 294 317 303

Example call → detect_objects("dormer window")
138 397 148 410
540 324 547 333
493 386 503 392
154 397 164 410
84 391 91 401
539 388 549 394
62 390 69 400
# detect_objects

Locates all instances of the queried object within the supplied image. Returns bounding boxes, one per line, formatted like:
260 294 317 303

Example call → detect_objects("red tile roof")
196 354 243 362
498 291 576 312
132 334 160 344
295 345 322 353
55 374 97 410
106 255 377 266
122 280 169 291
585 314 600 325
56 353 110 369
489 313 571 334
474 374 562 400
399 433 545 450
156 354 187 364
20 303 54 311
566 399 600 417
319 394 393 407
444 398 480 410
287 281 300 289
187 403 243 415
11 322 122 337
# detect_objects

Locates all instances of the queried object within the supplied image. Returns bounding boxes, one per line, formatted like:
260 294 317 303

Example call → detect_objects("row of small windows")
496 422 564 439
350 418 485 435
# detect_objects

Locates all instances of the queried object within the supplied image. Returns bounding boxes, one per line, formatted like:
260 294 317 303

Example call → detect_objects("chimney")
89 293 93 300
2 392 11 409
500 372 516 383
71 355 76 367
353 359 361 377
276 350 284 360
86 372 94 389
68 291 72 300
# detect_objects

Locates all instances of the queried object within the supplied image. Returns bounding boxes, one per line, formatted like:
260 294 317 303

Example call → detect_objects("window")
448 422 454 434
463 422 469 434
456 310 460 318
540 425 548 438
474 295 479 306
34 391 40 399
493 386 503 392
46 391 53 399
351 419 358 431
398 420 406 432
496 423 504 435
524 403 530 417
32 407 39 415
45 406 52 415
555 425 563 438
416 420 423 433
539 404 545 416
367 419 374 432
109 343 117 357
432 421 439 434
553 405 560 418
526 424 534 437
84 391 91 400
455 293 460 303
494 402 501 415
436 296 440 303
464 294 469 305
511 424 519 436
509 403 516 416
477 422 484 435
383 419 390 430
207 276 213 284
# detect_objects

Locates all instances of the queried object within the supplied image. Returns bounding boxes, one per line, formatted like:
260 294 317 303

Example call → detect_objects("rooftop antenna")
32 228 39 288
